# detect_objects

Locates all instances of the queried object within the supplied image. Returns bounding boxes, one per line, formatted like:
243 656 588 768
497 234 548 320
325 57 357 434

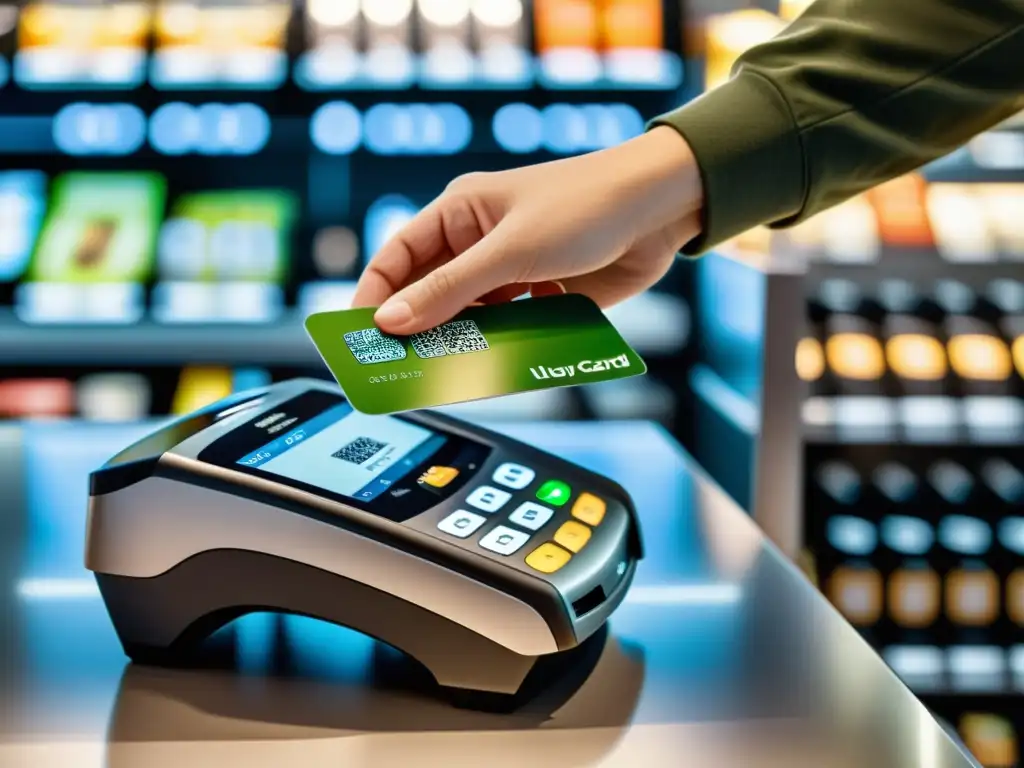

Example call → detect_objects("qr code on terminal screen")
343 328 407 365
332 437 388 464
410 319 489 359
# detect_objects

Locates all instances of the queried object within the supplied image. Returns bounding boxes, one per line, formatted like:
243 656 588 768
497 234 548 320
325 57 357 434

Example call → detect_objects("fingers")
350 267 396 310
353 192 494 310
374 224 522 334
351 201 451 309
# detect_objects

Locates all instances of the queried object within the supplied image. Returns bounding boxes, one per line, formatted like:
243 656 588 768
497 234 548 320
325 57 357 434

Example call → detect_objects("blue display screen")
237 402 447 502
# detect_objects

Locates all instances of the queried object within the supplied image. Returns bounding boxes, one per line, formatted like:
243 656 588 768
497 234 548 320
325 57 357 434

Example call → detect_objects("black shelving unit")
789 172 1024 767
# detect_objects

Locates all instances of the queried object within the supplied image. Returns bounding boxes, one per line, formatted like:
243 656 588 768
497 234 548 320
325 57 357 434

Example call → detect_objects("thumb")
373 229 519 334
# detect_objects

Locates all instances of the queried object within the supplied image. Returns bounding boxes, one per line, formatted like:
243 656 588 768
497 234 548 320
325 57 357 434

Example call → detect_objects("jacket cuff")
648 72 805 255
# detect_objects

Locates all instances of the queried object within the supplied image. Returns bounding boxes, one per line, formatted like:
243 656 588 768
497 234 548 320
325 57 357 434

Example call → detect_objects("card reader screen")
239 402 444 502
198 389 490 520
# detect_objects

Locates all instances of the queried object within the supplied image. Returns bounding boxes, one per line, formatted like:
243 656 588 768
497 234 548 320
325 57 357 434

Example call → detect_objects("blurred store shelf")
0 310 315 365
0 289 690 365
802 396 1024 445
886 644 1024 697
803 262 1024 294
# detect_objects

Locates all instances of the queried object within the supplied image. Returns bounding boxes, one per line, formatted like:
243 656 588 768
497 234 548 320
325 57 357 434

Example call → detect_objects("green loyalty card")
304 293 646 414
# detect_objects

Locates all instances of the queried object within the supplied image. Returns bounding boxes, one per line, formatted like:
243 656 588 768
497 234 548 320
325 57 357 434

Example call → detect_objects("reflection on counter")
105 621 643 766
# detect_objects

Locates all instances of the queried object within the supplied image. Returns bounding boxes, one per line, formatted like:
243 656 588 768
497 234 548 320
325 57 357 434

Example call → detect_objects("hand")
352 126 705 335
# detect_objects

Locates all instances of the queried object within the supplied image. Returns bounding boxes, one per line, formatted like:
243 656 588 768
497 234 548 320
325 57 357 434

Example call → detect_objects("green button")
536 479 571 507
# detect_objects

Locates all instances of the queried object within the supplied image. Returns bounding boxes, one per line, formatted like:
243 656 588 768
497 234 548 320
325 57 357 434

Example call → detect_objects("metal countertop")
0 420 978 767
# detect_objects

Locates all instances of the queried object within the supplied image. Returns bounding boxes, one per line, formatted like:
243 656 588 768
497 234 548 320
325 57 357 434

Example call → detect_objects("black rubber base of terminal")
98 549 602 713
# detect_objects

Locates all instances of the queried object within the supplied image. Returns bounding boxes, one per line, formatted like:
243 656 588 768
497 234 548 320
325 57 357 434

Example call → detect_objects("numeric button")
492 462 535 489
508 501 553 531
437 510 486 538
479 525 529 555
465 485 511 513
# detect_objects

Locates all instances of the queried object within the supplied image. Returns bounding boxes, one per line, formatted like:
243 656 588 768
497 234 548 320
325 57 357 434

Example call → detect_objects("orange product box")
946 568 1001 626
534 0 600 51
599 0 662 50
887 568 941 628
960 714 1018 768
704 10 784 91
19 2 150 50
154 2 290 50
826 566 883 626
864 173 934 248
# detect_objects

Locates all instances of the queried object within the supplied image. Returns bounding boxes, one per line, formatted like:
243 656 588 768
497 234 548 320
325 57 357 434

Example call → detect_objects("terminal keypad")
434 460 611 575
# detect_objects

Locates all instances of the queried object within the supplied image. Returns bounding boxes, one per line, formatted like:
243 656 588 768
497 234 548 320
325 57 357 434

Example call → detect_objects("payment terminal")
85 378 643 709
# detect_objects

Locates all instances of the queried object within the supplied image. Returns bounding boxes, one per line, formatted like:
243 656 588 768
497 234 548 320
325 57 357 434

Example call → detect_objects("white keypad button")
479 525 530 555
465 485 511 513
436 510 487 538
508 501 553 531
492 462 535 490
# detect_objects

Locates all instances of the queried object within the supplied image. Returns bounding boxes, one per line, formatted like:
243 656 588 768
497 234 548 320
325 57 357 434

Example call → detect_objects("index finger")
351 201 447 308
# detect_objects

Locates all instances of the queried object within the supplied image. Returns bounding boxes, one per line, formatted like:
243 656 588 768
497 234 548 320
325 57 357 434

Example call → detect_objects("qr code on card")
332 437 388 464
343 328 406 365
410 319 489 359
408 327 446 359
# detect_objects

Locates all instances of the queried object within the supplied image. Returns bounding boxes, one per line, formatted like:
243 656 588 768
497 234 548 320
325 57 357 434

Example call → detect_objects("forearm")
652 0 1024 254
598 125 705 245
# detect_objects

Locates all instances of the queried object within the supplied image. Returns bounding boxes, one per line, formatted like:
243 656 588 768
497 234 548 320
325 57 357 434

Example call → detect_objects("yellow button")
419 466 459 488
525 543 572 574
571 492 606 526
554 521 591 553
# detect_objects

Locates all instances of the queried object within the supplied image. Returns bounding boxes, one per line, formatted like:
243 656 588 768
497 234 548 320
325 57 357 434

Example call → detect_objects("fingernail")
551 280 566 293
375 300 413 329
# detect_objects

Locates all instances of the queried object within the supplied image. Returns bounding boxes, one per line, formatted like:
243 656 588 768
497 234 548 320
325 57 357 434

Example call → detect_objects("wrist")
611 125 705 243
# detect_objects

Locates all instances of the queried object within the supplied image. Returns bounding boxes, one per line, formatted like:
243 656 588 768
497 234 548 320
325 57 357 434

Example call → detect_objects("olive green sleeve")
650 0 1024 254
